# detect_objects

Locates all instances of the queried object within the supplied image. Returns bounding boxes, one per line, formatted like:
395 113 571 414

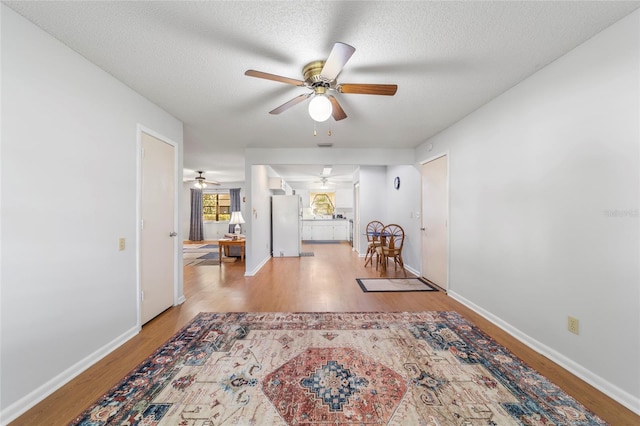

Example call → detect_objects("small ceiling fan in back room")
245 42 398 122
185 171 220 189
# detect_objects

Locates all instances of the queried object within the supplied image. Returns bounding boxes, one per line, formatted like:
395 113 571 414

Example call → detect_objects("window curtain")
228 188 241 233
189 188 204 241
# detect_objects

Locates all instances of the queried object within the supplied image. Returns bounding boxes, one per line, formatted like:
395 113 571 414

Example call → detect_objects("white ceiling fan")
245 42 397 122
316 177 332 189
313 170 347 189
185 171 220 189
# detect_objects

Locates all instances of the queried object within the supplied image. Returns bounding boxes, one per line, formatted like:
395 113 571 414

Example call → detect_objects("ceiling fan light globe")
308 94 332 122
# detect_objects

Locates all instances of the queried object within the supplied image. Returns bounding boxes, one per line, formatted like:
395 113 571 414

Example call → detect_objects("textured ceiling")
6 1 640 185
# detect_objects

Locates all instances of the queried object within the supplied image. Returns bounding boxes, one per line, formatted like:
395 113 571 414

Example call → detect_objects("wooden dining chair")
376 223 407 277
364 220 384 267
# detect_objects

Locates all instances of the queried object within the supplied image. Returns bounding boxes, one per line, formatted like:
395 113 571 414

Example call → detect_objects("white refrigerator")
272 195 302 257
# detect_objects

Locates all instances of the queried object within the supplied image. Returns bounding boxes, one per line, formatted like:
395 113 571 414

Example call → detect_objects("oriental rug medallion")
72 312 605 425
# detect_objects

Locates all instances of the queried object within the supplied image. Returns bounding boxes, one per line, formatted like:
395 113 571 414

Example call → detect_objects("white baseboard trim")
448 290 640 416
176 295 186 305
404 265 419 277
244 255 271 276
1 325 141 425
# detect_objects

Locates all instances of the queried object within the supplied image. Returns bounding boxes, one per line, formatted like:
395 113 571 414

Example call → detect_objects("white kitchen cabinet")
335 188 353 208
269 177 285 191
311 223 334 240
302 223 313 240
302 220 348 241
332 221 348 240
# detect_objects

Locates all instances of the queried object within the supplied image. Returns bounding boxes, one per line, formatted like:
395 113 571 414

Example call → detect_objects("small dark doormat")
356 277 438 292
299 252 315 257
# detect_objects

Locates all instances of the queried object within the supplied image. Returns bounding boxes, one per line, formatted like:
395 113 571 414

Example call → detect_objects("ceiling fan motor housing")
303 61 331 87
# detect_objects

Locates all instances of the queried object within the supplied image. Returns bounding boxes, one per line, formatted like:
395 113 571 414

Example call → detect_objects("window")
203 193 230 221
310 192 335 217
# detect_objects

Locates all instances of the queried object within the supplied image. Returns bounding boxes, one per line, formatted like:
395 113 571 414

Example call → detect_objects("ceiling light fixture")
322 166 332 176
194 171 208 189
308 88 332 122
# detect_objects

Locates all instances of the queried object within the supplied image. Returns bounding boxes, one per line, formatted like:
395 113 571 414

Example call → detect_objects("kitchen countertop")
302 218 349 222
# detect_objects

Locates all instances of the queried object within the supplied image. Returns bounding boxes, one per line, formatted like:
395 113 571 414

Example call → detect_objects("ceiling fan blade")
245 70 305 86
269 93 312 115
191 180 220 185
320 42 355 81
338 83 398 96
328 95 347 121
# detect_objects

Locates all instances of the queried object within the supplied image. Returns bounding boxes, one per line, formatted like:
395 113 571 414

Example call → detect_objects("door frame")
353 181 360 254
420 151 451 291
136 124 182 327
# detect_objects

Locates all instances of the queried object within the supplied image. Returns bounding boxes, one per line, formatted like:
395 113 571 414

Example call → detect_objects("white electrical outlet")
568 316 579 335
118 238 126 251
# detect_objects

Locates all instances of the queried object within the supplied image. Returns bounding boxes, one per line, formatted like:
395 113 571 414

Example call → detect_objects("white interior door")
140 132 176 324
421 155 448 290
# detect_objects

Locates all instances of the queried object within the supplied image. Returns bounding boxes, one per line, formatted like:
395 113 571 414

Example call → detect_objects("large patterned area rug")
72 312 605 425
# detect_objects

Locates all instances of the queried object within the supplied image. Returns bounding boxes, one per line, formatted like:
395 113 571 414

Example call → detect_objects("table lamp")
229 211 245 236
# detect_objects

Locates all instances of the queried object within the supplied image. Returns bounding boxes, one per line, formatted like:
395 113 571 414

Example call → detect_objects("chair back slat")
366 220 384 243
377 223 406 277
380 224 404 251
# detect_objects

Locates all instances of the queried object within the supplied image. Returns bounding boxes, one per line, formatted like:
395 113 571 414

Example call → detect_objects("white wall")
245 147 415 167
0 6 184 420
385 165 422 272
357 166 387 252
245 165 273 275
416 10 640 412
355 165 421 270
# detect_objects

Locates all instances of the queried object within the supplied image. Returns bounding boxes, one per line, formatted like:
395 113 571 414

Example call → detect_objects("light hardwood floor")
10 242 639 425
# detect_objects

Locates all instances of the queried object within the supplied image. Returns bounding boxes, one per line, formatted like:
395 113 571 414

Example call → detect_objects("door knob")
420 227 426 231
169 232 177 237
